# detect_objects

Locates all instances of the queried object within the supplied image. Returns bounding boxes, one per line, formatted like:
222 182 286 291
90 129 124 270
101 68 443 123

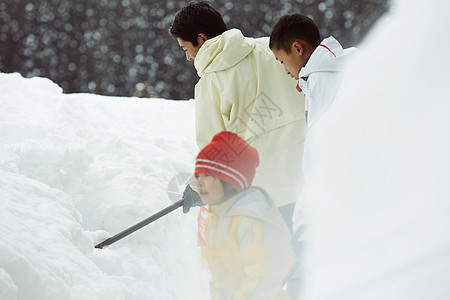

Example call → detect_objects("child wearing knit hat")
195 131 294 300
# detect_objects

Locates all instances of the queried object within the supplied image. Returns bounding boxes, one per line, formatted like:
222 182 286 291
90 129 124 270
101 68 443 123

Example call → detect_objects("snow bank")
0 73 209 300
304 0 450 299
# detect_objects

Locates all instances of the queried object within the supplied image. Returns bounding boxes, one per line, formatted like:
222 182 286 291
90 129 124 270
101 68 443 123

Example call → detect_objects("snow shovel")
95 199 184 249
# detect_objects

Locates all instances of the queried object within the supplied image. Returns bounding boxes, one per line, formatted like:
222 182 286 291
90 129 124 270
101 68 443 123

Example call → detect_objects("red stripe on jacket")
319 44 337 57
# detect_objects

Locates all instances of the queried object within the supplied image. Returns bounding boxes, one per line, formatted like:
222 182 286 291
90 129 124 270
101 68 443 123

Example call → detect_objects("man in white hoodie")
269 14 357 299
270 13 358 231
170 2 306 233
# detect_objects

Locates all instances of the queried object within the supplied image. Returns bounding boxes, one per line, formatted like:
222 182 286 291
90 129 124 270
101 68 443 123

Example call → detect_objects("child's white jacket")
298 36 357 129
194 29 306 207
204 187 293 300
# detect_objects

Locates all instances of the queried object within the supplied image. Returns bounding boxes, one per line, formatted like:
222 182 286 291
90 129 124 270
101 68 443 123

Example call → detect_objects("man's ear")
196 33 208 47
198 33 208 42
292 41 304 56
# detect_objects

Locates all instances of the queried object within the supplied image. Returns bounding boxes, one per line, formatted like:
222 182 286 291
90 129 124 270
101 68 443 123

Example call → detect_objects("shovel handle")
95 199 184 249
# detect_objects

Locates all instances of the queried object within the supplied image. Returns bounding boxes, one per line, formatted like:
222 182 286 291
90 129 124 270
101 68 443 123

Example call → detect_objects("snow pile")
0 73 209 300
305 0 450 299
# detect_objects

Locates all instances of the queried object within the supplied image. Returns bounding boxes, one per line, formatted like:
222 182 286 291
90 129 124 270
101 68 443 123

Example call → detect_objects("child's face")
196 173 225 205
272 46 305 80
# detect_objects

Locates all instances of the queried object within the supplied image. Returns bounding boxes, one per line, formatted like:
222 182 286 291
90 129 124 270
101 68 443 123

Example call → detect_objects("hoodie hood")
194 29 255 77
299 36 355 78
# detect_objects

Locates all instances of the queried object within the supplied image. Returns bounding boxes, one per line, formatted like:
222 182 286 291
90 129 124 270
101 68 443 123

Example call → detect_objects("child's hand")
182 185 204 213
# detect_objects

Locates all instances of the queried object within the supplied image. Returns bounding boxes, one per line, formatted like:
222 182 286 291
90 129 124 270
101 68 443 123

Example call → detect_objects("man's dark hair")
170 1 227 46
270 14 321 53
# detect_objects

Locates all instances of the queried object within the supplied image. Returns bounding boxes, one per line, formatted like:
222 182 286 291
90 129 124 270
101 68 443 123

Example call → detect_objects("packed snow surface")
303 0 450 299
0 73 209 300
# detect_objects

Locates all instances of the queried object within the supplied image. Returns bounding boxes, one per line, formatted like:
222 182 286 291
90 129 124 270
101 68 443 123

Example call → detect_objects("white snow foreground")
303 0 450 299
0 73 209 300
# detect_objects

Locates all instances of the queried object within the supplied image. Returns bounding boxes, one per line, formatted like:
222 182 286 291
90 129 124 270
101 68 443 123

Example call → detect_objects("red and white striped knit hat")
195 131 260 192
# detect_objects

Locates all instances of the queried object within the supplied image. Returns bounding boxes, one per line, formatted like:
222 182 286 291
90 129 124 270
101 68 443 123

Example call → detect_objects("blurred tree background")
0 0 389 100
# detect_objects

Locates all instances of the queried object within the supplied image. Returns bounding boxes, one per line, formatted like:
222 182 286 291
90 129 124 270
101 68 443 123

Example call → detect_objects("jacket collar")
299 36 346 79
